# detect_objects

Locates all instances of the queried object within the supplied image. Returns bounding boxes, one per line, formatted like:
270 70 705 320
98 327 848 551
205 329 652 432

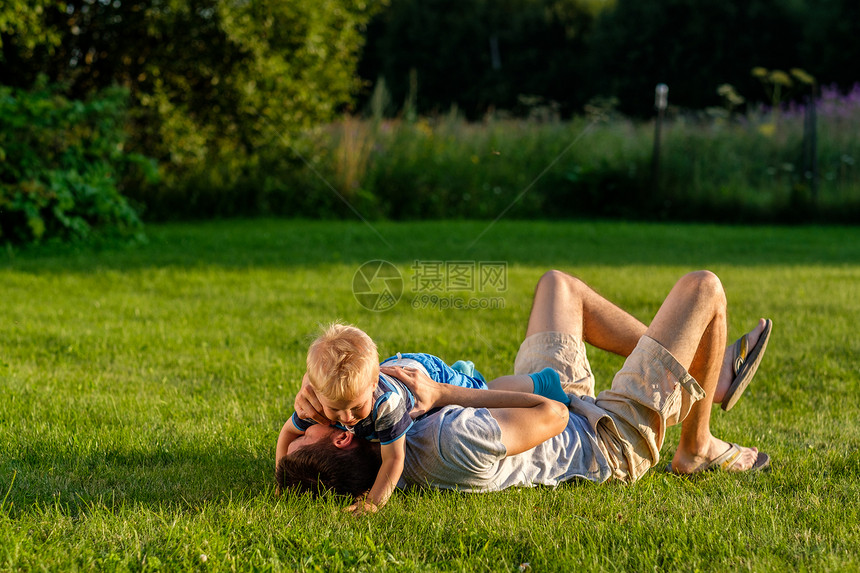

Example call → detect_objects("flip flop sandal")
705 443 771 472
721 318 773 411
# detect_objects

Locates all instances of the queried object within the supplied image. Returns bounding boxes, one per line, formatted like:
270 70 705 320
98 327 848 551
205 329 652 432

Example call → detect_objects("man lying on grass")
276 270 772 504
277 324 570 515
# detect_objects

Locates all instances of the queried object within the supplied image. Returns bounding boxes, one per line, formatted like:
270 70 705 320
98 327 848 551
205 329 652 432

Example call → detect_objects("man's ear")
332 431 358 450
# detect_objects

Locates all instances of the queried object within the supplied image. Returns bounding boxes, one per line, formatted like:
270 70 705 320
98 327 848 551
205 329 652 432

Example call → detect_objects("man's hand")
380 365 442 418
293 372 329 425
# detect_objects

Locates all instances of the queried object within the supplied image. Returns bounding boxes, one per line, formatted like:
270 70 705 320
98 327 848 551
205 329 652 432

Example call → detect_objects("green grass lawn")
1 219 858 571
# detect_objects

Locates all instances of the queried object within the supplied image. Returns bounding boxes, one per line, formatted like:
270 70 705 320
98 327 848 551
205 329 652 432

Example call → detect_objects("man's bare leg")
527 270 767 408
645 271 760 472
526 270 645 355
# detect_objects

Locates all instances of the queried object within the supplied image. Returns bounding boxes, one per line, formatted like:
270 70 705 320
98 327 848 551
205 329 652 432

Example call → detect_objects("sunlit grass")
1 219 859 570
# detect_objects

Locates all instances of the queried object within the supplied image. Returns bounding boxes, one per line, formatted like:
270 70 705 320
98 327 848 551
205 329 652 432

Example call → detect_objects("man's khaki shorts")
514 331 597 398
515 331 705 482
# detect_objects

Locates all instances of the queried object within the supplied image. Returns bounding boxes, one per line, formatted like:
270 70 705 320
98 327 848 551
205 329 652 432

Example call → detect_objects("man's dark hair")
276 438 382 498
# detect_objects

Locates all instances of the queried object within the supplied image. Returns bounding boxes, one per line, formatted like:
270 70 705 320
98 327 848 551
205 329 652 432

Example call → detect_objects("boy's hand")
294 372 330 425
380 365 442 418
345 498 378 516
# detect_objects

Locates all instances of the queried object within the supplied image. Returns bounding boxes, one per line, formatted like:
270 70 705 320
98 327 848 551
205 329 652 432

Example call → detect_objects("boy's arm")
347 438 406 515
274 419 304 468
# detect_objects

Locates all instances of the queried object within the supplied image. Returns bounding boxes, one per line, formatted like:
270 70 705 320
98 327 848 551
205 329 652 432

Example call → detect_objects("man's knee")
536 269 584 298
677 270 726 308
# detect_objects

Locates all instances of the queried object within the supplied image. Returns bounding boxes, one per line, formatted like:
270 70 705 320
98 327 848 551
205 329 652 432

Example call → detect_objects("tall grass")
657 84 860 220
131 85 860 224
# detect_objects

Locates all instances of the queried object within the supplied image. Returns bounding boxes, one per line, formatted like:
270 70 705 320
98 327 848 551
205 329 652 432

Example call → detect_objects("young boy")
276 323 569 514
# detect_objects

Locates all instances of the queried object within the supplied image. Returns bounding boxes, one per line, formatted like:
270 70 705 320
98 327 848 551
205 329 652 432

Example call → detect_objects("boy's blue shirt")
291 352 487 445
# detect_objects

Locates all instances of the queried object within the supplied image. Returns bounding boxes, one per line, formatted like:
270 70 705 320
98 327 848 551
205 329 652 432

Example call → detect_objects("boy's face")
318 384 375 427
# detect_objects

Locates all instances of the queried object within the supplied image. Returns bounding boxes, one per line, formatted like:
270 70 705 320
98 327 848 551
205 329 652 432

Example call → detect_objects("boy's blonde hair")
306 323 379 401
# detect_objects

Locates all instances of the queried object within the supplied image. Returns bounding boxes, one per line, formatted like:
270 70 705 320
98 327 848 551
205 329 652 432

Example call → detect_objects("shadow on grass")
3 219 860 273
1 442 273 516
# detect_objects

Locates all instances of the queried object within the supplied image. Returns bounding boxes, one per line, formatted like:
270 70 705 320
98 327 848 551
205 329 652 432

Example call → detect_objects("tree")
586 0 806 116
358 0 597 118
1 0 384 177
0 0 64 85
798 0 860 88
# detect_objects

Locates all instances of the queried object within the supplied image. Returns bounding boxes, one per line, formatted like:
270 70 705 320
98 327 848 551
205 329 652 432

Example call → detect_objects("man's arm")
488 403 568 456
382 365 569 456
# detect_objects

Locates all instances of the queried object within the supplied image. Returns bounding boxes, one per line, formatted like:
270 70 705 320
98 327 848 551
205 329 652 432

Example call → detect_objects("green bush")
1 0 385 213
0 80 153 245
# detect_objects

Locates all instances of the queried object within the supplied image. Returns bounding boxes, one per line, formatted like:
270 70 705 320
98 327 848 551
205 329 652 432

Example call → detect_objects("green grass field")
1 219 859 571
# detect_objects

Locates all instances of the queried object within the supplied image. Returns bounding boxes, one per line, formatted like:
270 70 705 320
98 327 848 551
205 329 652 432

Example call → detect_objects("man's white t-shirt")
398 405 612 491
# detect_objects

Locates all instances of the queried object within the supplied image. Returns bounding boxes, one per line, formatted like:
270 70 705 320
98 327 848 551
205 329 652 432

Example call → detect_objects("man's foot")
670 438 770 474
714 318 772 409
